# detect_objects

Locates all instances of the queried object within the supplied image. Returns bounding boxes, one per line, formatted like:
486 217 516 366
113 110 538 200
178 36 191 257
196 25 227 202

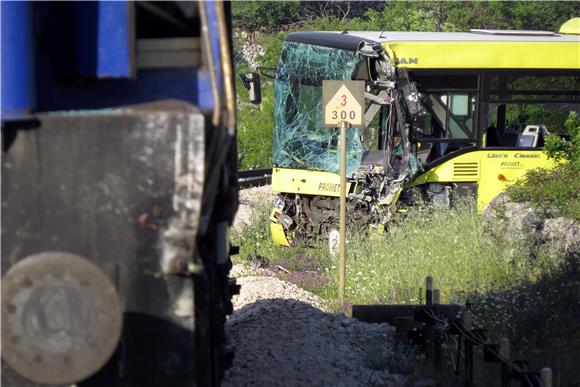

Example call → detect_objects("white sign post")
322 80 365 310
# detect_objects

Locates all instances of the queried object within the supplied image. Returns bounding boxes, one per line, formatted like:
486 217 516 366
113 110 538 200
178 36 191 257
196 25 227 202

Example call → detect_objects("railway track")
238 168 272 188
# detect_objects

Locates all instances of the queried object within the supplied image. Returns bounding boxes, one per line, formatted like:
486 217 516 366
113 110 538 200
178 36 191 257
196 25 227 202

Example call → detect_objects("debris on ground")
247 253 270 269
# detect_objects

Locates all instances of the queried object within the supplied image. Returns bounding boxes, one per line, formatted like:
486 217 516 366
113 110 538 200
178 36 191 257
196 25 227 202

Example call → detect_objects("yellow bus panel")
382 41 580 69
270 223 291 247
413 150 554 210
271 168 352 197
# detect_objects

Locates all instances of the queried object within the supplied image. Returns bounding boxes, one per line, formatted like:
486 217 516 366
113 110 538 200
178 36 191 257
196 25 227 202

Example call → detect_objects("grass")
466 258 580 385
232 199 538 310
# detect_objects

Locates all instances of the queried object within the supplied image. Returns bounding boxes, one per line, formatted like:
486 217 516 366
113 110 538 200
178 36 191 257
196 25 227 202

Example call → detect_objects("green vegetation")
232 2 300 33
507 112 580 220
236 67 275 169
507 164 579 220
234 32 284 169
233 1 577 34
545 111 580 168
233 200 546 309
305 2 570 32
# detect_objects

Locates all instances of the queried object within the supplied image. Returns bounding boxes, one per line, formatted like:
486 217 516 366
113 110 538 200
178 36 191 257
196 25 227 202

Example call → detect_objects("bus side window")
450 94 470 116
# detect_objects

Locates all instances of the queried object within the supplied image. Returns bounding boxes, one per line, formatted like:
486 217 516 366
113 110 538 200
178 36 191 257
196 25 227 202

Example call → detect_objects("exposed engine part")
278 213 294 230
429 183 451 208
273 168 408 245
273 195 286 211
358 41 383 58
397 68 425 118
399 182 476 208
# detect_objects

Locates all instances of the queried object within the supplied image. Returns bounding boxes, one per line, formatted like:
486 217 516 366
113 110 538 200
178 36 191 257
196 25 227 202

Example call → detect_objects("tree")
232 1 301 33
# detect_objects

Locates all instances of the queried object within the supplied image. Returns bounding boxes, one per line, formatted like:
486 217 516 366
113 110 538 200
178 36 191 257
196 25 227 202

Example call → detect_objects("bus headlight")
273 195 285 211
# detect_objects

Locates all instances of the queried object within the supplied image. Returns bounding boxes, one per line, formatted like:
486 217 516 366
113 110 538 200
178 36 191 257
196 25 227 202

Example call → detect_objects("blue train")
1 2 238 386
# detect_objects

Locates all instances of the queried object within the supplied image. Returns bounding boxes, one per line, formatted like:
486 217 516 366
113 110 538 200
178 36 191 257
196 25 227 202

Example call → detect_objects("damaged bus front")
269 32 421 246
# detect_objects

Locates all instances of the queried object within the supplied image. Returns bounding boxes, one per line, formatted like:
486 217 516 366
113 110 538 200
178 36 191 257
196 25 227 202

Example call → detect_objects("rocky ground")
223 269 412 387
483 192 580 261
224 187 579 386
233 185 273 231
228 186 412 386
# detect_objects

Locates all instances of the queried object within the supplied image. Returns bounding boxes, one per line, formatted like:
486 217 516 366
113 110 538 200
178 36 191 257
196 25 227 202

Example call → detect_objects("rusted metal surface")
1 252 122 385
1 101 207 386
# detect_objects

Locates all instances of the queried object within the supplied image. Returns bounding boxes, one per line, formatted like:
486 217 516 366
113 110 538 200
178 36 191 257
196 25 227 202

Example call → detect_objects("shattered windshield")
272 41 365 175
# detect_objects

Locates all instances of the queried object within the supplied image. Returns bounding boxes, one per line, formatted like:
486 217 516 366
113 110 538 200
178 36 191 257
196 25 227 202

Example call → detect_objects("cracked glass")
272 41 365 175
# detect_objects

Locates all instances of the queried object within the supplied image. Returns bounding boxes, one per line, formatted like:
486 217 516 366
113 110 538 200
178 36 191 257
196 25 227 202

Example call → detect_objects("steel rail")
238 168 272 188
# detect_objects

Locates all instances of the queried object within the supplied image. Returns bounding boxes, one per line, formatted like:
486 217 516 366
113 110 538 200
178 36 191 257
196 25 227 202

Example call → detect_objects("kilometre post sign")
322 80 365 128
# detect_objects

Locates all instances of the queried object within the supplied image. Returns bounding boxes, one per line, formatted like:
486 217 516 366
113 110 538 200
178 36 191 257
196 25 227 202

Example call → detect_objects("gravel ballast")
223 270 411 386
233 185 273 231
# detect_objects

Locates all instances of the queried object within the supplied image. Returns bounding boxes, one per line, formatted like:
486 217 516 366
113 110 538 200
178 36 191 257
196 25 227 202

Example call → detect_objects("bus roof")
285 31 580 70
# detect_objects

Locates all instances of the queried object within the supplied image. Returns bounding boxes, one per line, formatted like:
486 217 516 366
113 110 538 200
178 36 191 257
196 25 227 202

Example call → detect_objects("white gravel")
233 185 273 231
226 187 411 386
223 267 411 386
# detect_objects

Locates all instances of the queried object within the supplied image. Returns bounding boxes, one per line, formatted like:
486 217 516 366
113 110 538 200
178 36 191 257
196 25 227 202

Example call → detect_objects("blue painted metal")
36 2 132 79
1 0 220 121
96 1 133 78
1 2 36 120
36 69 214 112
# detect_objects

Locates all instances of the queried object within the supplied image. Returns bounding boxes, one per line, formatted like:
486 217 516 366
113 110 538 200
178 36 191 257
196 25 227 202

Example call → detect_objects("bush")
544 111 580 169
507 163 579 220
236 75 275 169
507 111 579 220
232 1 301 33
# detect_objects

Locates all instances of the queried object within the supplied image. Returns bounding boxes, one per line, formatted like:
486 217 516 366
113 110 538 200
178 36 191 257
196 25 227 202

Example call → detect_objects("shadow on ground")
223 298 414 387
466 255 580 386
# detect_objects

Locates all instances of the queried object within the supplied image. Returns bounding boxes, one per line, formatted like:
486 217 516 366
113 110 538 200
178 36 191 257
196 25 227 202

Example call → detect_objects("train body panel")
1 1 237 386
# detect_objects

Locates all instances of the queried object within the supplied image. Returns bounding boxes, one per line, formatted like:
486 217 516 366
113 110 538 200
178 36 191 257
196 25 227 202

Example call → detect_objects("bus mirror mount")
239 73 261 104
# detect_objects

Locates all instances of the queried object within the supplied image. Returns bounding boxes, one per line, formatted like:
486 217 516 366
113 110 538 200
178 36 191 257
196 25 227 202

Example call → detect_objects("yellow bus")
265 19 580 246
